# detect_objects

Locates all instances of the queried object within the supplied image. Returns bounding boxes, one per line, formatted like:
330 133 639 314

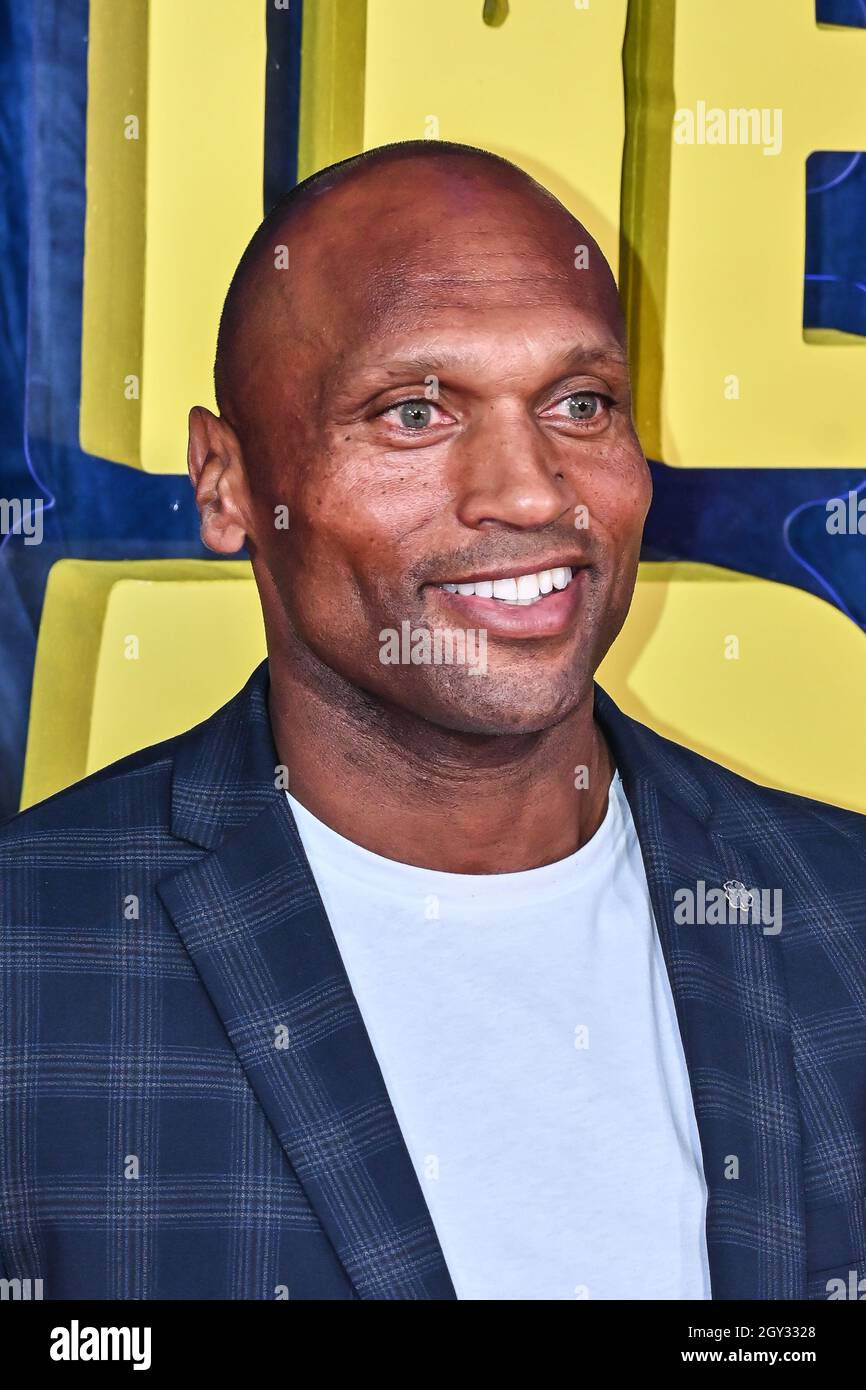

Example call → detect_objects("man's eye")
551 391 610 423
386 399 435 430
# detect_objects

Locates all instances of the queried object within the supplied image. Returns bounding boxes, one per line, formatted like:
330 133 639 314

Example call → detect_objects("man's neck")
267 658 615 875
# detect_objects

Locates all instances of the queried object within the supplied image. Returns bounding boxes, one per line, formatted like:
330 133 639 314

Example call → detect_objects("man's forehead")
324 310 629 400
317 213 599 286
304 243 624 367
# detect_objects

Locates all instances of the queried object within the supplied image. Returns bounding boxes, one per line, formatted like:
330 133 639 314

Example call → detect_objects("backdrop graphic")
0 0 864 822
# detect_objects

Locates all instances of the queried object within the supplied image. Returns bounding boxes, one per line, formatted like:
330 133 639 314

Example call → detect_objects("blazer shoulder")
598 689 866 850
676 735 864 842
0 666 266 848
0 728 184 843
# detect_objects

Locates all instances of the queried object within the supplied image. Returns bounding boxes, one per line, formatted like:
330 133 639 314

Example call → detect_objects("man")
1 141 865 1301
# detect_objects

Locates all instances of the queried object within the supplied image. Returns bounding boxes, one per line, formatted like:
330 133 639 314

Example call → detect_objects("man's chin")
408 673 588 740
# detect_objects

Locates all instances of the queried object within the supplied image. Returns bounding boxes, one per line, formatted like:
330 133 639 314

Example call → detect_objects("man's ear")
187 406 250 554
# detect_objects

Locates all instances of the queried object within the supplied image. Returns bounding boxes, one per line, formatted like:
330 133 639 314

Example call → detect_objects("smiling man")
2 141 866 1302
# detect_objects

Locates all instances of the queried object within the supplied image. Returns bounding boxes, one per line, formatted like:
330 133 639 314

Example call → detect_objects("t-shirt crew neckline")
285 769 627 910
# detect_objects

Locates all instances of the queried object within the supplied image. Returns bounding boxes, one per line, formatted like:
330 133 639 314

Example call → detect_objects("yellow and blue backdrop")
0 0 864 820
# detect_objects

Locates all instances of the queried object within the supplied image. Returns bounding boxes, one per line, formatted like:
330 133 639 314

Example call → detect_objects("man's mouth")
435 565 576 605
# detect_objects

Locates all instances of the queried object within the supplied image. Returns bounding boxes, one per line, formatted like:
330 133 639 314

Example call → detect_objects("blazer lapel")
157 662 456 1300
594 685 807 1299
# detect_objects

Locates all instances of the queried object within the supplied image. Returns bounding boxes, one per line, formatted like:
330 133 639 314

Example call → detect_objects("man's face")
242 173 651 736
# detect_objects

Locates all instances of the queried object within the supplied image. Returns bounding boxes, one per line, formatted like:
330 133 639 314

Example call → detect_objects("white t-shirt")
286 773 711 1301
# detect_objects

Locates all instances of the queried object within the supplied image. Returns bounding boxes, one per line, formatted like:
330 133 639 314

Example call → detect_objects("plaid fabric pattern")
1 659 864 1299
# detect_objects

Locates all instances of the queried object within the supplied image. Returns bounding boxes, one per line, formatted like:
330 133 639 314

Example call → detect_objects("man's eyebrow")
553 344 630 373
347 343 630 384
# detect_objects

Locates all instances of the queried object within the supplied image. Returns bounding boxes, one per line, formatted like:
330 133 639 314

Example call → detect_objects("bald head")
212 140 623 442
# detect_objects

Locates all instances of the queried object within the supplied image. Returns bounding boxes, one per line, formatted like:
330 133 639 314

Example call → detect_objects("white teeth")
438 566 574 604
516 573 541 600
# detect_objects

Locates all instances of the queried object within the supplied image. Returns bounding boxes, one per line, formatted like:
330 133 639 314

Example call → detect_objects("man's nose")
451 403 577 531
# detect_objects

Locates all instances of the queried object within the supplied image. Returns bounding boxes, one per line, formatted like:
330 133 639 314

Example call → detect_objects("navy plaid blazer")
2 659 865 1300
